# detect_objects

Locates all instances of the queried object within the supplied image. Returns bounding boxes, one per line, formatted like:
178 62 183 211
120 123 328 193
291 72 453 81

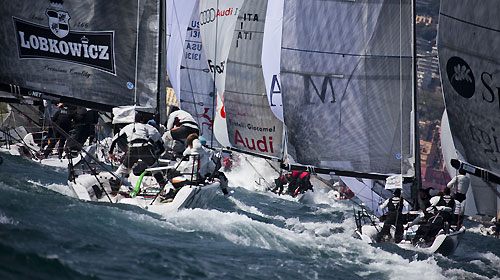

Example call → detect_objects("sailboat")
0 0 222 212
267 0 465 255
438 0 500 237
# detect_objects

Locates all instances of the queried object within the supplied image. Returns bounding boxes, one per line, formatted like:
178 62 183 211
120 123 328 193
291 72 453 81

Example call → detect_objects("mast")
157 0 166 124
411 0 421 206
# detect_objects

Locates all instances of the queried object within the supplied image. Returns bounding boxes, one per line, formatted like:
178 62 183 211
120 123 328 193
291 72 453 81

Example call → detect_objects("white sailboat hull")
68 171 221 213
354 223 465 256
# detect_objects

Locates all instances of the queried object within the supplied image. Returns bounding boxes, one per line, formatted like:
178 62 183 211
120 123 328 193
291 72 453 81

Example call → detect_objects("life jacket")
386 197 403 213
299 172 309 179
291 171 300 178
436 195 455 209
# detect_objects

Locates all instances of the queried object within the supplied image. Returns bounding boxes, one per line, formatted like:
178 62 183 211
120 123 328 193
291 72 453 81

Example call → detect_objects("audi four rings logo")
200 9 216 25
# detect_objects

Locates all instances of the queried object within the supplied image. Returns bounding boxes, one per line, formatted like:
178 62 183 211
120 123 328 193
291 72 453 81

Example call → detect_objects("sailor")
108 111 166 189
413 187 457 243
431 187 457 227
67 107 99 151
163 106 200 146
376 189 409 243
272 172 292 195
417 188 432 211
293 171 314 196
286 171 301 195
162 133 228 202
447 169 470 203
42 103 75 159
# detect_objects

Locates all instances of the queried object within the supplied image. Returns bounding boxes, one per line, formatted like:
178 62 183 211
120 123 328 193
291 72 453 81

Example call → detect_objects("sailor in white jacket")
163 106 200 145
446 168 470 203
109 112 166 188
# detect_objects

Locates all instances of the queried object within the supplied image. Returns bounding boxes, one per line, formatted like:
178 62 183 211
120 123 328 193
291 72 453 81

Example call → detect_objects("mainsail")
279 0 413 176
0 0 162 112
224 0 283 158
439 0 500 218
199 0 245 147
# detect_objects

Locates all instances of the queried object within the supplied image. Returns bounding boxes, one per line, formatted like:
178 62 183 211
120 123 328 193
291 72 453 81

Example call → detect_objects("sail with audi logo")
438 0 500 236
224 0 283 161
199 0 245 147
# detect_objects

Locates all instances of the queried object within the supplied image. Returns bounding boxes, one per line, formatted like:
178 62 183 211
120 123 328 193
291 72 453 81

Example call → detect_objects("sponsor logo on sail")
199 7 238 26
446 56 475 98
13 8 115 75
199 8 216 25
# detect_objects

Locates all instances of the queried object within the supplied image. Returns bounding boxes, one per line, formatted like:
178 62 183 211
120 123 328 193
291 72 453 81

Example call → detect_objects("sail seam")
282 47 412 58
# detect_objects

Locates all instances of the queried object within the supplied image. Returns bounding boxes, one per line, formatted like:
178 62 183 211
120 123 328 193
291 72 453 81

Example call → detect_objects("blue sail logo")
446 56 475 98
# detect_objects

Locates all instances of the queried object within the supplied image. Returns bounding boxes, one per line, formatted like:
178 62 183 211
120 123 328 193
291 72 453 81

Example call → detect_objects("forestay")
280 0 413 175
0 0 161 111
224 0 283 158
177 1 217 147
439 0 500 218
199 0 245 147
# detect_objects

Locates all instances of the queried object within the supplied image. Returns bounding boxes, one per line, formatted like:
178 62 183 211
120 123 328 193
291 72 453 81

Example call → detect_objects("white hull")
68 171 221 213
354 223 465 256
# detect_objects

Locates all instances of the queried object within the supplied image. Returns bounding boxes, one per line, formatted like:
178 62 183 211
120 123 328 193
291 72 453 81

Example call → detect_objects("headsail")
261 0 284 122
280 0 413 176
224 0 284 158
199 0 245 147
178 2 217 147
0 0 162 112
165 0 197 103
438 0 500 218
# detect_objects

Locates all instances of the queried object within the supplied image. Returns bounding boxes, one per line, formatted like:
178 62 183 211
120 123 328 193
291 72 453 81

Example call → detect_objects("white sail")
166 0 197 102
261 0 284 122
439 0 500 218
177 2 217 147
199 0 245 147
224 0 283 158
279 0 413 176
441 110 478 217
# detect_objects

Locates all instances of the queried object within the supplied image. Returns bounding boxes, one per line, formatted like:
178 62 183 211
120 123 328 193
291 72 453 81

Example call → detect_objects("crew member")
272 173 291 195
447 169 470 203
43 103 75 159
293 171 314 196
376 189 409 243
108 111 166 189
163 106 199 145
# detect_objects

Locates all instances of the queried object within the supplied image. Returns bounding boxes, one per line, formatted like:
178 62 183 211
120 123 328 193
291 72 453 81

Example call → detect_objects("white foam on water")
227 196 287 222
145 203 449 279
0 213 18 225
443 268 498 280
225 154 279 192
28 180 77 198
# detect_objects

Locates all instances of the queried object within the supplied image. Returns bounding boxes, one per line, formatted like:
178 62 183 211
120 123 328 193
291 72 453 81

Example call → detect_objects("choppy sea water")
0 153 499 280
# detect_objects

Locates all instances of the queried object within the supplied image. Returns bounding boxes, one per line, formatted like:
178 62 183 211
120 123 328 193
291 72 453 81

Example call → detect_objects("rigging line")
281 47 412 59
210 0 220 149
440 12 500 34
399 0 403 176
20 104 126 184
172 1 201 126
